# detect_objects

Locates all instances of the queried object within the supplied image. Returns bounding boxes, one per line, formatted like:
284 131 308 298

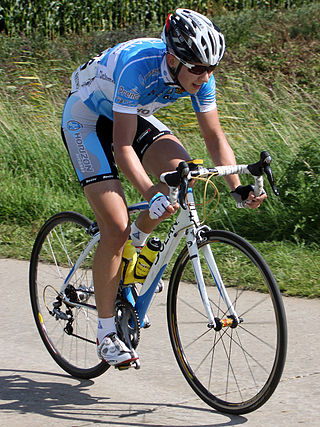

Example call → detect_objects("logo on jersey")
67 120 82 131
144 68 160 82
118 86 140 100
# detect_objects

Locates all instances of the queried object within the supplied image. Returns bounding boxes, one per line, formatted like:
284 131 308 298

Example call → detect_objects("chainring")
115 299 140 350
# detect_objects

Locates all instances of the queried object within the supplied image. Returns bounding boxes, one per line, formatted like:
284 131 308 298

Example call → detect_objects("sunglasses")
184 62 216 75
169 52 216 76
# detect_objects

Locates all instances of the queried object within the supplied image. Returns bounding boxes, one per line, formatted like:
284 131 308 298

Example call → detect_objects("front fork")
185 187 240 329
186 228 241 330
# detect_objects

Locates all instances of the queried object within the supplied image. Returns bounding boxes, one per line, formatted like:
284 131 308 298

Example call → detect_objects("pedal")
115 358 140 371
115 347 139 371
116 362 132 371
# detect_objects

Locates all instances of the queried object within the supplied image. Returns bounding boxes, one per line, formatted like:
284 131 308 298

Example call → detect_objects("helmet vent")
162 9 225 66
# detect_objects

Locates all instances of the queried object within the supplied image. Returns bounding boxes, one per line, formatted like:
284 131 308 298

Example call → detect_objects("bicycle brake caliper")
196 225 211 244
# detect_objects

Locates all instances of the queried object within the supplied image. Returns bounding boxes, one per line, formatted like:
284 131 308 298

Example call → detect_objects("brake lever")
259 151 279 196
176 161 190 210
264 164 279 196
179 176 188 209
248 151 279 196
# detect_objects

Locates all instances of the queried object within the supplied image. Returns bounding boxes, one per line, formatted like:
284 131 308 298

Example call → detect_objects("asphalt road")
0 258 319 426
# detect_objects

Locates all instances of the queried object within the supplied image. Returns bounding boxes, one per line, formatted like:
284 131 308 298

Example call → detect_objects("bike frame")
59 187 239 329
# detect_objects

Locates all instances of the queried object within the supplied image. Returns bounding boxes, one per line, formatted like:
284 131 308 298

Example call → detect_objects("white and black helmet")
161 9 225 66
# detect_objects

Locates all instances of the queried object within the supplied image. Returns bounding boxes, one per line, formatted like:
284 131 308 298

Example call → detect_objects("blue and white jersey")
70 38 217 119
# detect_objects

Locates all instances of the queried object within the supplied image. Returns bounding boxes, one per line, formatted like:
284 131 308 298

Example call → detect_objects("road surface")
0 258 319 426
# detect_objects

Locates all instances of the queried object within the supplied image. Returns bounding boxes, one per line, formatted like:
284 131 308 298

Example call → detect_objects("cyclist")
61 9 267 367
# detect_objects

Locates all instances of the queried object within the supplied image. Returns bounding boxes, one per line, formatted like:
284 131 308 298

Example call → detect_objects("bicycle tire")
29 211 109 379
167 229 287 414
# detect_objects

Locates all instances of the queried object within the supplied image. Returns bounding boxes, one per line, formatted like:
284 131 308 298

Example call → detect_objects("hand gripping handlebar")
160 161 190 208
160 151 279 206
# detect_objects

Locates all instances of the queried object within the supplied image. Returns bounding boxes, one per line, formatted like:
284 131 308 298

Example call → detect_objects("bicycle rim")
29 211 109 379
167 230 287 414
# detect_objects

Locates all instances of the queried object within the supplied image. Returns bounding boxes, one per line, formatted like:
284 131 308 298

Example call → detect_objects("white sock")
130 221 150 247
97 316 116 343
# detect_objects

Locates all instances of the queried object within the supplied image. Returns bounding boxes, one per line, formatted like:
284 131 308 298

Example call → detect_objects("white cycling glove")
149 192 171 220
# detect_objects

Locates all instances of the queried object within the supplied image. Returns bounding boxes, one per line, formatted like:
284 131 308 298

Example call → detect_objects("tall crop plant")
1 0 315 37
221 0 310 10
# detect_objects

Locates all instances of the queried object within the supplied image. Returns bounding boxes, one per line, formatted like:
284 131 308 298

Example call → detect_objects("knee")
99 221 130 254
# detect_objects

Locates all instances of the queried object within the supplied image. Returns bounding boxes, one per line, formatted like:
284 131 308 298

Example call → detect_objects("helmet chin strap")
166 62 185 90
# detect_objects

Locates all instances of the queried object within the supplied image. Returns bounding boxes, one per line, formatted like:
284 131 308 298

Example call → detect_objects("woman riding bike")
61 9 266 367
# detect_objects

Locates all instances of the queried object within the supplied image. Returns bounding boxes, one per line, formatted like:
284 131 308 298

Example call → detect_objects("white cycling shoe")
97 333 139 366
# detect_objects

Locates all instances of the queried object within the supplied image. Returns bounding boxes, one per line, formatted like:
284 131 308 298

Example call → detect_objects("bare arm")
113 112 157 201
196 108 266 208
196 108 241 190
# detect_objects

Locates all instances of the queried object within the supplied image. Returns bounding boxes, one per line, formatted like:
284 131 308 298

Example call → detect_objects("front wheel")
29 211 109 379
167 230 287 414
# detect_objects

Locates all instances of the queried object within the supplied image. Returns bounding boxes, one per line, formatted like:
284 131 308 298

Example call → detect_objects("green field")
0 2 319 297
1 0 314 36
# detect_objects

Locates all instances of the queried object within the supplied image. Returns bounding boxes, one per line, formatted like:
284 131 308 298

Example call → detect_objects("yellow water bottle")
134 237 161 282
121 240 137 285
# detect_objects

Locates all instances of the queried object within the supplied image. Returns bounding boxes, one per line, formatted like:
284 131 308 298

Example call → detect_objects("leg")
84 180 130 318
61 99 137 365
85 181 139 366
142 134 190 178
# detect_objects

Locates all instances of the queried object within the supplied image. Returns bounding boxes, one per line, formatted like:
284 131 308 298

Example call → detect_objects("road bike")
29 151 287 414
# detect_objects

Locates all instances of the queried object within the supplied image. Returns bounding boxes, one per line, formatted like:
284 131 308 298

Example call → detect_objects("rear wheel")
167 230 287 414
29 211 109 379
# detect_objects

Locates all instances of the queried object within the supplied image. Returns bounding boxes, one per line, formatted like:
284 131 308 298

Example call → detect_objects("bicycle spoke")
239 294 271 318
222 326 271 375
238 324 276 351
30 212 108 379
168 230 286 414
184 328 212 351
178 295 208 319
220 328 244 401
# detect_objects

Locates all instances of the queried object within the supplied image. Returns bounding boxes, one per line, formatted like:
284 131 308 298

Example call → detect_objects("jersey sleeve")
112 61 144 115
191 75 217 113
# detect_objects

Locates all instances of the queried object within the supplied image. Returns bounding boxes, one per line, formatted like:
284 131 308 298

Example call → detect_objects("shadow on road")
0 369 247 426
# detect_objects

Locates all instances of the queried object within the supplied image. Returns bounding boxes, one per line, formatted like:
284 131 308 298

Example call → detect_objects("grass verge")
0 4 319 298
